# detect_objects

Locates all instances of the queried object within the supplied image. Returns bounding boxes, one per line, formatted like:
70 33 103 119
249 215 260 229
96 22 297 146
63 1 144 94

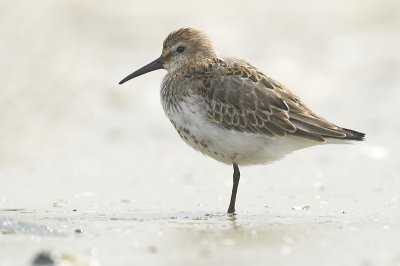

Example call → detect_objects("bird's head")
119 28 217 84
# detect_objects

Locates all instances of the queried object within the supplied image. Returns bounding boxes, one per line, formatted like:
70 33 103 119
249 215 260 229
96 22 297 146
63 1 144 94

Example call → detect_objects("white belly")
163 96 318 165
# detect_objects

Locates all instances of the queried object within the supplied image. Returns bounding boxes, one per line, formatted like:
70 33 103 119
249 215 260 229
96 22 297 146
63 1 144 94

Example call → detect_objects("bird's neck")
172 57 220 77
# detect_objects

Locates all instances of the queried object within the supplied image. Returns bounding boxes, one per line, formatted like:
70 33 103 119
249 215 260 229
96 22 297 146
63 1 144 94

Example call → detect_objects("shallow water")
2 207 400 265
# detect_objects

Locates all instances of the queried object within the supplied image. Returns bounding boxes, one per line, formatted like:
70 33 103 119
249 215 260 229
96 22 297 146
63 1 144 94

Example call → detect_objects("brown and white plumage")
185 57 364 142
119 28 365 213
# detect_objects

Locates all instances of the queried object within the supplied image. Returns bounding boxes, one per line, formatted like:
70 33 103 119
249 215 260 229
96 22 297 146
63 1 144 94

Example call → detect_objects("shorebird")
119 28 365 213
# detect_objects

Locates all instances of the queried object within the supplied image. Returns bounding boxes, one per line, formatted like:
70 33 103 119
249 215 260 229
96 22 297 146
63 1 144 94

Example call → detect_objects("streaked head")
119 28 217 84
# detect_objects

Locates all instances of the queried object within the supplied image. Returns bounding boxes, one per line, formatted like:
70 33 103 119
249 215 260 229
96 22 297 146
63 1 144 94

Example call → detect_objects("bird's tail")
340 128 366 141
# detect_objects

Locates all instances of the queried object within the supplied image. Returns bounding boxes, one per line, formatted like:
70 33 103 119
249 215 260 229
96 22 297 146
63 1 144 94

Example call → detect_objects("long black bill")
119 56 164 84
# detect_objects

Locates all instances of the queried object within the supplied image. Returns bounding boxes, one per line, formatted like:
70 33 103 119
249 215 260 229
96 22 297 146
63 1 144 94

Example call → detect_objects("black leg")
227 163 240 214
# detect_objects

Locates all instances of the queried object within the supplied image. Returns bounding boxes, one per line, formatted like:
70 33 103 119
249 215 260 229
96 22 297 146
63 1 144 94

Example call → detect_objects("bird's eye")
176 46 185 53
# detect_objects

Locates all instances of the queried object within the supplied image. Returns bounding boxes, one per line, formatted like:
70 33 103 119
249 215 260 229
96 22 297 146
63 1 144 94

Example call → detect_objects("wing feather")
191 58 358 142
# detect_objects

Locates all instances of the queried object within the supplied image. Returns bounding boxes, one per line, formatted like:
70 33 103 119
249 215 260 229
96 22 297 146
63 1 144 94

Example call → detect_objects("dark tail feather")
341 128 366 141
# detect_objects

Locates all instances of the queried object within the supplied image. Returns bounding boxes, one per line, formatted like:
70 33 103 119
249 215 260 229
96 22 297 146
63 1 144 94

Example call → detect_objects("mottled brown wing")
194 60 351 142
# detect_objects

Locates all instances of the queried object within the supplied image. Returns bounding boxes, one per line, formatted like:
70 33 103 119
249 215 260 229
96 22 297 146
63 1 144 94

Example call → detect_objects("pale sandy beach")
1 0 399 265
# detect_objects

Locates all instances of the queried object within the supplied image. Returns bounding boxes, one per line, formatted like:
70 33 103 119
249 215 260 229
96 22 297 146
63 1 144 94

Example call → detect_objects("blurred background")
1 0 399 265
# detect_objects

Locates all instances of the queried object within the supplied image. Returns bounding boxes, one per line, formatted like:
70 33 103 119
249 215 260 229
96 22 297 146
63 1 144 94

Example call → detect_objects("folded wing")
194 59 364 142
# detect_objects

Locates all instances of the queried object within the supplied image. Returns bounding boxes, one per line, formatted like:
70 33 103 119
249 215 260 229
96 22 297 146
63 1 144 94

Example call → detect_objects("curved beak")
119 56 164 84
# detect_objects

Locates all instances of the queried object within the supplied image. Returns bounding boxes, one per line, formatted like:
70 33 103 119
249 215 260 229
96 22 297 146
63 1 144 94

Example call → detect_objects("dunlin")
119 28 365 213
